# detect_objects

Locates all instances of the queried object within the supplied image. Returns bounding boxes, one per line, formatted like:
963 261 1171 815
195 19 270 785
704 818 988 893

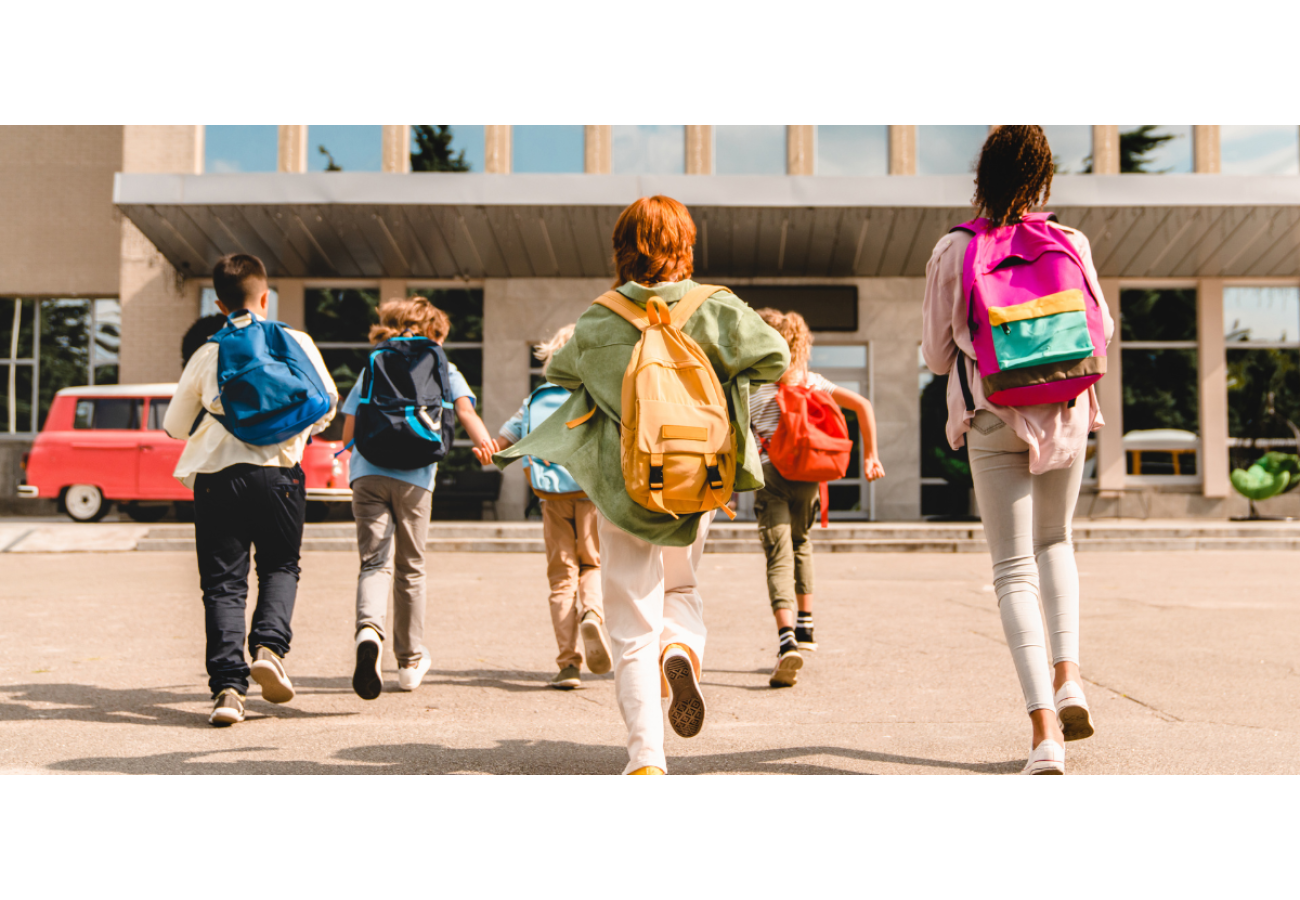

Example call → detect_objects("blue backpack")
525 383 582 495
205 312 332 446
353 336 456 470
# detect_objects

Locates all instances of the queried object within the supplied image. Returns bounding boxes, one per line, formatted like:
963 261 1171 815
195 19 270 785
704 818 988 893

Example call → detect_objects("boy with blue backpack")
475 324 610 689
164 253 338 727
341 296 493 700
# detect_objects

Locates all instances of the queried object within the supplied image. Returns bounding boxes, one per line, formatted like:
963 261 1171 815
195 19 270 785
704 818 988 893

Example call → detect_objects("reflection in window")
1224 285 1300 470
1225 286 1300 343
917 126 988 175
715 126 786 175
613 125 685 174
1117 125 1192 173
816 126 887 176
204 125 278 173
1221 126 1300 175
811 345 868 368
410 125 478 172
1120 288 1197 343
1042 125 1092 174
1123 348 1200 434
308 126 383 172
1120 287 1200 474
201 287 279 321
513 126 584 173
147 398 171 431
305 287 379 397
74 398 142 431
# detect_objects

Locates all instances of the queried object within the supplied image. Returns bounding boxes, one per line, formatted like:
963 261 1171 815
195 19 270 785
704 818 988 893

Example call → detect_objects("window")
1224 286 1300 470
305 287 381 400
1042 125 1092 174
715 126 786 175
204 125 278 173
916 126 988 175
147 398 170 431
1120 287 1199 478
409 286 484 476
613 125 685 174
308 126 383 172
73 398 141 431
811 344 874 519
411 125 482 172
734 285 858 331
816 126 887 176
512 126 584 173
1117 125 1192 173
1221 127 1300 175
1 297 120 435
201 287 279 321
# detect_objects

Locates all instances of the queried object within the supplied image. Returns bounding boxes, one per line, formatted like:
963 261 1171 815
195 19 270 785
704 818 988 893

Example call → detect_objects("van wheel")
123 502 169 523
64 485 109 523
305 501 331 523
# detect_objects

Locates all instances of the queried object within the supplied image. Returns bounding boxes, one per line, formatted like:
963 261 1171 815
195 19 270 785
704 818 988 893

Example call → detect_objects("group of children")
171 126 1102 776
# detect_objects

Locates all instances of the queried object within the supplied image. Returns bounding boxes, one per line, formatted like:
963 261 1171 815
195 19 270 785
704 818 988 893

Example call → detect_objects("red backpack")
757 383 853 527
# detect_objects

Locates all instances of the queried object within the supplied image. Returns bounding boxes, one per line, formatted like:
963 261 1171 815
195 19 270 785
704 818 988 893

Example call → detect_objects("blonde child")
751 309 885 688
341 297 493 699
474 325 611 689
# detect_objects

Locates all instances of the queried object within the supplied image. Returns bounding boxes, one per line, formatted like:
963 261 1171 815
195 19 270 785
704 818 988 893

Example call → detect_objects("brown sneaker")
663 644 705 738
580 611 612 675
550 666 581 690
209 689 245 727
250 646 295 704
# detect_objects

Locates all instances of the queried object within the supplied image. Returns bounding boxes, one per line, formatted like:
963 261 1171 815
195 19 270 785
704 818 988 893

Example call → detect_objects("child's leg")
596 514 667 774
574 499 603 622
659 510 712 671
389 482 433 665
754 471 797 626
247 465 306 659
352 476 397 643
541 496 582 670
194 468 255 698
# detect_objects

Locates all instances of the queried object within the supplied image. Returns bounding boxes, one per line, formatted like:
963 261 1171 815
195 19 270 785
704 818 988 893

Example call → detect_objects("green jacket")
495 280 790 546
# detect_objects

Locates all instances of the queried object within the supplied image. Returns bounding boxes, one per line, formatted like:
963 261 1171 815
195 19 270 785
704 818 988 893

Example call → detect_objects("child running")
164 253 338 727
340 297 494 699
750 309 885 688
474 324 611 690
494 195 789 774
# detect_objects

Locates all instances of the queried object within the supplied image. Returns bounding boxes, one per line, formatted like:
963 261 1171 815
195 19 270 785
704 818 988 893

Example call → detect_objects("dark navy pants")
194 463 305 698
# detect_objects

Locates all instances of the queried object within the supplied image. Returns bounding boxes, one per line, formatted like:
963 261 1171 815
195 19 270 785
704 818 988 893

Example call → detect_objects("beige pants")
597 511 713 775
540 495 603 669
352 475 433 666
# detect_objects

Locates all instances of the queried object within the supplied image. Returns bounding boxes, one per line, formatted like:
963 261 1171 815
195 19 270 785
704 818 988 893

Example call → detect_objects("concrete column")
584 125 612 174
276 279 305 330
1194 125 1221 174
196 125 206 174
1197 278 1230 497
1096 277 1126 491
119 126 203 384
685 125 712 174
278 126 308 173
888 125 916 175
382 125 411 173
484 126 512 173
1091 126 1119 174
378 278 406 304
787 125 815 175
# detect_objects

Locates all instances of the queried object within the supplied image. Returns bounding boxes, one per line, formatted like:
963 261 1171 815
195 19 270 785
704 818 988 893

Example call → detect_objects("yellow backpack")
585 285 737 521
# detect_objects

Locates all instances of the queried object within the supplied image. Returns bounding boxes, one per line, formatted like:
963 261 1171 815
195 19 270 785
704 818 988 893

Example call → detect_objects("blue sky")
1220 126 1300 175
1224 286 1300 343
817 126 887 176
715 125 786 175
512 125 583 173
613 125 685 174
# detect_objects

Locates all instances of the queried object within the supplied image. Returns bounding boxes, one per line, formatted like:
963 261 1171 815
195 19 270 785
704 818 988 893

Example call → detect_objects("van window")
73 398 143 430
147 399 170 430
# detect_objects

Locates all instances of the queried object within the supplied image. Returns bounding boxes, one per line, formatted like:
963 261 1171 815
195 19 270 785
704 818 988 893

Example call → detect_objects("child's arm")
829 385 886 482
341 415 354 446
163 352 206 441
455 397 494 458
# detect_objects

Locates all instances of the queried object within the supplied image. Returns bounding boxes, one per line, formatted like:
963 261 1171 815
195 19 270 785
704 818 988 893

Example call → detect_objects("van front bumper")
17 485 39 499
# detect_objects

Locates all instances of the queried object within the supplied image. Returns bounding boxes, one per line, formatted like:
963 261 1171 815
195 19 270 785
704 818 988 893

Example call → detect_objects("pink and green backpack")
952 212 1107 408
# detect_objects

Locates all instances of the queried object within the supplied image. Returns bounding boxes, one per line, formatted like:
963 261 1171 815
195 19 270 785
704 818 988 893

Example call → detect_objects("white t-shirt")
750 371 838 464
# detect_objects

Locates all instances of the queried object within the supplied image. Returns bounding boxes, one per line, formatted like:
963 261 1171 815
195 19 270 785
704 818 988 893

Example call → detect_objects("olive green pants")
754 463 819 612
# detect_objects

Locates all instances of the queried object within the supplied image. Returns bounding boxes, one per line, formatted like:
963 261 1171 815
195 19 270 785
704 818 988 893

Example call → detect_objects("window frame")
1223 280 1300 460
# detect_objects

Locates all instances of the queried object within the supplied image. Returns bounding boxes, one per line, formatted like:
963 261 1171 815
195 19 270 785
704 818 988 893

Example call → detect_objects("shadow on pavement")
427 669 615 693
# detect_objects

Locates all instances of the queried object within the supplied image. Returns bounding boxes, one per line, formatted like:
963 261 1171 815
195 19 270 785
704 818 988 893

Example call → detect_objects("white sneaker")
250 646 295 704
397 649 432 692
1055 681 1095 742
580 612 612 675
352 627 383 700
1021 740 1065 775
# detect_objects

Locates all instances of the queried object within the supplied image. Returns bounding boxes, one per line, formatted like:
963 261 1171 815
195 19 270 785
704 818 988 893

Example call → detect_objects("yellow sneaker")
628 766 665 775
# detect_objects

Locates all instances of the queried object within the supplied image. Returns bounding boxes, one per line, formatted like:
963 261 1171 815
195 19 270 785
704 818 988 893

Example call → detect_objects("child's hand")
472 438 500 465
863 457 885 481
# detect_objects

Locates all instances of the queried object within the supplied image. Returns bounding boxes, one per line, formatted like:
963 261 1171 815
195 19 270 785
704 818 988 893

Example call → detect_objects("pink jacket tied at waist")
921 222 1116 475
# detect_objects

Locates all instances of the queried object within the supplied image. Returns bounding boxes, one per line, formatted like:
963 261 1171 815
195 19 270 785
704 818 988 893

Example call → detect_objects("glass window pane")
1221 126 1300 176
93 298 120 385
715 126 786 175
444 347 483 406
512 126 584 173
917 126 988 175
409 287 483 343
204 125 278 173
1042 125 1092 174
308 126 383 172
816 126 887 176
1117 125 1192 174
1122 348 1199 433
201 286 278 321
39 299 90 427
411 125 482 172
811 345 868 368
305 288 379 343
74 398 93 429
13 364 33 433
1225 286 1300 343
0 366 8 432
613 125 685 174
1 298 38 361
320 348 369 400
93 398 142 431
1227 348 1300 439
1120 288 1198 342
147 398 170 431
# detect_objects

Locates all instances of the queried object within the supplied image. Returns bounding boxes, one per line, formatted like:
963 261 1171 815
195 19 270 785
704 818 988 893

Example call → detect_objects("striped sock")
796 612 814 644
778 626 797 655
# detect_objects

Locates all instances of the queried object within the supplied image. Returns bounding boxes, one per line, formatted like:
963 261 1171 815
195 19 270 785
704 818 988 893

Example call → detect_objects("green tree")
410 125 470 172
1082 125 1179 173
317 145 342 171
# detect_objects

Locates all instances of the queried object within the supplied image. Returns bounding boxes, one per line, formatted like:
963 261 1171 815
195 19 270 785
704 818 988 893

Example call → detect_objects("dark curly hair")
973 126 1054 228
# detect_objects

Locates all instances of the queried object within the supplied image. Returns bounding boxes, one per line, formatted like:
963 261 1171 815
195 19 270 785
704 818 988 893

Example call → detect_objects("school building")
3 124 1299 519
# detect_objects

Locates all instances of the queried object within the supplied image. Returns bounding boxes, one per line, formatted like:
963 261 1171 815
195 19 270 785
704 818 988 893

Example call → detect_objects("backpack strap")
593 291 651 331
669 284 725 327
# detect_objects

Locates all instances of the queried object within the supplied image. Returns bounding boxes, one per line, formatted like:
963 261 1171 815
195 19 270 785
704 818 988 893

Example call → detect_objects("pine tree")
410 125 470 172
1081 125 1179 173
317 145 342 171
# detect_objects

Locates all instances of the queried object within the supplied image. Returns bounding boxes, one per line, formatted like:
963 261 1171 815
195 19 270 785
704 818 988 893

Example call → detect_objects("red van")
20 384 351 522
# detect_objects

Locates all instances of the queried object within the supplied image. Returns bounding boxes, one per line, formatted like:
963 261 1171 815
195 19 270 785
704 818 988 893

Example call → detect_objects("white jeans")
967 411 1085 714
597 511 713 774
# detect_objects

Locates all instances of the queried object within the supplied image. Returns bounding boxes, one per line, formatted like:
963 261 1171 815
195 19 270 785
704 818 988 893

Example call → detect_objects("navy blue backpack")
353 336 456 470
205 312 332 446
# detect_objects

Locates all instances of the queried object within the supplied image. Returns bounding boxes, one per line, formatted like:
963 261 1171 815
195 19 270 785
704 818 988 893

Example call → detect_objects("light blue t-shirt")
341 361 475 493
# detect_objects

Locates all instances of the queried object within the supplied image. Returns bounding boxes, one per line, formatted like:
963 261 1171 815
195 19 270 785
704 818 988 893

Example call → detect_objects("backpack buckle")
649 464 664 491
706 464 723 489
